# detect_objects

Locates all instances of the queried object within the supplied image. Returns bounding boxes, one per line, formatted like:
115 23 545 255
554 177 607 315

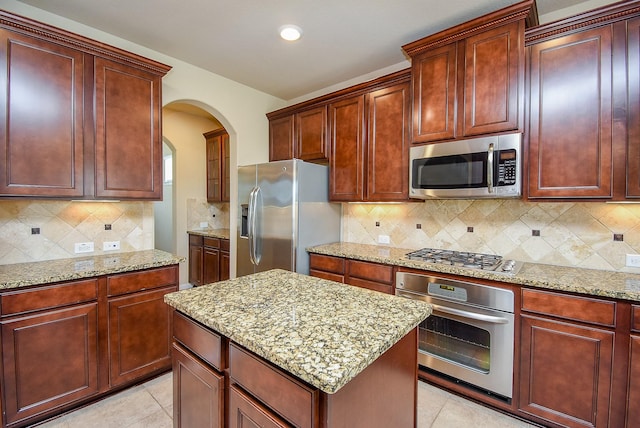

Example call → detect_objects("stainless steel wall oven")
396 271 515 400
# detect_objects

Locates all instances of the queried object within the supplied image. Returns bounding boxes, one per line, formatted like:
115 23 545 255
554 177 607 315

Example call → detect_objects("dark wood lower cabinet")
188 234 230 286
0 264 178 428
1 303 99 426
173 343 224 428
229 385 289 428
519 314 614 427
628 336 640 427
108 286 175 387
173 311 419 428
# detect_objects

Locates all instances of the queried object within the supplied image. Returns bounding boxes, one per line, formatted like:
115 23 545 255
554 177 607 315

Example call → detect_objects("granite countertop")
307 242 640 302
0 249 184 290
164 269 431 394
187 228 230 240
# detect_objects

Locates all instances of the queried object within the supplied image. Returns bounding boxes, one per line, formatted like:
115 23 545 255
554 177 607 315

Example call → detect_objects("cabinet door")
269 115 295 161
0 30 85 197
220 252 230 281
108 286 174 387
1 303 99 426
367 81 411 201
628 335 640 427
329 95 365 201
173 343 224 428
229 385 290 428
519 315 614 427
189 243 203 286
206 134 222 202
528 26 613 198
94 57 163 199
203 247 221 284
463 21 522 136
296 106 328 161
411 42 458 143
626 17 640 198
222 132 231 202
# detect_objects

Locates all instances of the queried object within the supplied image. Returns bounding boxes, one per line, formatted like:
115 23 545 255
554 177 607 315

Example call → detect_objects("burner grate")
405 248 519 273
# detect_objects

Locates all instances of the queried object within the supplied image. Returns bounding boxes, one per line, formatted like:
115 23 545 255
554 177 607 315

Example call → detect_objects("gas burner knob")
502 260 516 271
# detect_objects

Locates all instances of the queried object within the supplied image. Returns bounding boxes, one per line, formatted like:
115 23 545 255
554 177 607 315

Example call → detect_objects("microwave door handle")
487 143 495 193
431 303 509 324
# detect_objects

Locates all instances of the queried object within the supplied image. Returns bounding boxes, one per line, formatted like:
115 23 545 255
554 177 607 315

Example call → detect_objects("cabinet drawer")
229 343 317 428
189 234 203 246
348 260 393 284
633 305 640 333
309 269 344 283
348 277 393 295
0 279 98 317
309 254 344 274
204 237 220 248
174 311 225 371
221 239 230 251
107 266 177 297
521 288 616 327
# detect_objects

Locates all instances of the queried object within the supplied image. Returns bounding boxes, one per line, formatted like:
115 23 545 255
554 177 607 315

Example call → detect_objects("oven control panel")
428 282 467 302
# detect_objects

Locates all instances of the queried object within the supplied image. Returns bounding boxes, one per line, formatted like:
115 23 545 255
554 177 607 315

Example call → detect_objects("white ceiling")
18 0 619 101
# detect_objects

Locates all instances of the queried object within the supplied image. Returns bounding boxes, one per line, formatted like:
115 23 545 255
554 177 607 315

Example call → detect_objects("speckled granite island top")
0 249 184 290
164 269 431 394
307 242 640 302
187 228 230 240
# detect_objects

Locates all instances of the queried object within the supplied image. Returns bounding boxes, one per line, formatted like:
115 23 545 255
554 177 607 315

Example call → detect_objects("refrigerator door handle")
248 186 262 266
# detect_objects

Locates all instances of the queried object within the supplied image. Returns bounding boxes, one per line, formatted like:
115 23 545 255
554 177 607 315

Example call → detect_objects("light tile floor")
34 373 538 427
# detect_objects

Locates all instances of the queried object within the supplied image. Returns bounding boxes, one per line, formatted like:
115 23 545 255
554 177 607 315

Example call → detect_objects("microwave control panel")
497 149 517 186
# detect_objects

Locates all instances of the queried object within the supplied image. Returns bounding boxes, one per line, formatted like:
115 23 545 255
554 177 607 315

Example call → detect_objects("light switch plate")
626 254 640 268
74 242 94 254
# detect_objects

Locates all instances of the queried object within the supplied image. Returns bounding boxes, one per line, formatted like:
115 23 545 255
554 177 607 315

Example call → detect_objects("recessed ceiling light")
279 25 302 41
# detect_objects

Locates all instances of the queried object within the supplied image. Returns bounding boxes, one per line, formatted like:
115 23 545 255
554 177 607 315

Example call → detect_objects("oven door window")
412 151 489 190
419 314 490 373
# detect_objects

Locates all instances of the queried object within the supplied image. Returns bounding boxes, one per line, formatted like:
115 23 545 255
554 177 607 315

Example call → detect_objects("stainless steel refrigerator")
237 159 341 277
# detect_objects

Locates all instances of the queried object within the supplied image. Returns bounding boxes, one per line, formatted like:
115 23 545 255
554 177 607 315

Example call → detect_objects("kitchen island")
164 269 431 427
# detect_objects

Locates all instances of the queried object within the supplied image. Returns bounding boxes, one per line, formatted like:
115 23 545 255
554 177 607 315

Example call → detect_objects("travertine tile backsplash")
6 198 640 273
186 199 230 230
343 200 640 273
0 201 154 264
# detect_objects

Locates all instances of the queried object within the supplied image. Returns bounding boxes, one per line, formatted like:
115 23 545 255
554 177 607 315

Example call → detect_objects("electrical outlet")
200 221 208 228
378 234 390 244
103 241 120 251
74 242 94 254
626 254 640 268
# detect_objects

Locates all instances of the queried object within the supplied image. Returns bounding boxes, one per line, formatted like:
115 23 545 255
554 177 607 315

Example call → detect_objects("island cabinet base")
172 311 420 428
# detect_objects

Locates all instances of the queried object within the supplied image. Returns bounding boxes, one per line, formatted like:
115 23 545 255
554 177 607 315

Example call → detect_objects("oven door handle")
431 303 510 324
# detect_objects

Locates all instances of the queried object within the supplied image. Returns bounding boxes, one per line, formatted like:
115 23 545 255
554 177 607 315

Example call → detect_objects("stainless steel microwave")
409 133 522 199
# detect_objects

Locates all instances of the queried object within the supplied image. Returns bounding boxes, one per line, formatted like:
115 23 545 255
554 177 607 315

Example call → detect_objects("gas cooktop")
405 248 522 275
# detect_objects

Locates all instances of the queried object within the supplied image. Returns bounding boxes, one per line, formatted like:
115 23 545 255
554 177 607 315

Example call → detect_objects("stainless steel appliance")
409 133 522 199
237 159 341 277
396 269 515 399
405 248 522 275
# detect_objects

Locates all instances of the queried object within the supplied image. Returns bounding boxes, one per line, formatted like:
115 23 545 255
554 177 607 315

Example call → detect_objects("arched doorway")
159 101 234 287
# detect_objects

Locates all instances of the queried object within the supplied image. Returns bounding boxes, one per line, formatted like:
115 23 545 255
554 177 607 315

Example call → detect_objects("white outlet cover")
378 235 390 244
626 254 640 268
74 242 94 253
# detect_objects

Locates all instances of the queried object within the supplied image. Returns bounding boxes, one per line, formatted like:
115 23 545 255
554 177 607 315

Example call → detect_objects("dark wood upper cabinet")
204 129 230 202
268 106 328 163
524 1 640 201
626 16 640 198
0 11 170 200
329 95 365 201
366 82 410 201
269 115 295 161
526 26 613 199
94 57 164 199
403 1 532 144
296 106 328 161
0 30 86 197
